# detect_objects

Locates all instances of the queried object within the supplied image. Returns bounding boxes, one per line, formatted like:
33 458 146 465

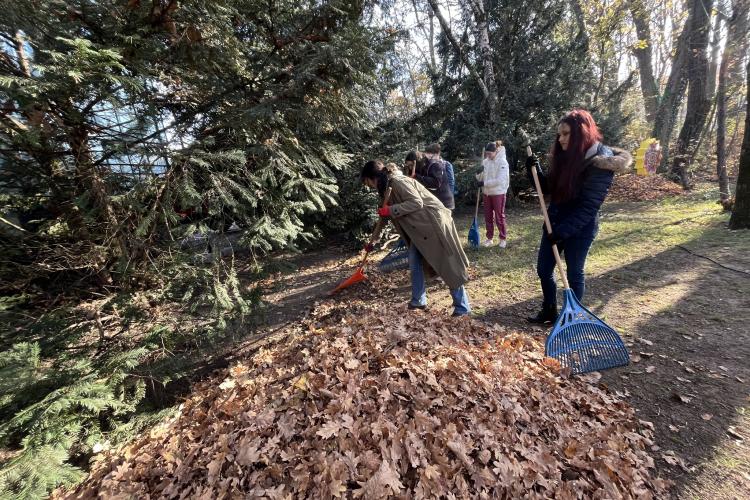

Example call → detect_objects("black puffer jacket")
415 157 455 210
532 144 632 240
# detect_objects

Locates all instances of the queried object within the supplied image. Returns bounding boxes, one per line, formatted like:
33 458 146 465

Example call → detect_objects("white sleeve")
497 147 509 194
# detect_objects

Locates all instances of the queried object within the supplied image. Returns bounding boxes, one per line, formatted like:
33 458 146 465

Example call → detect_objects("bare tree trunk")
669 0 715 188
717 55 730 202
716 1 749 202
728 58 750 229
468 0 499 117
727 96 747 156
14 31 31 77
428 7 437 74
426 0 490 100
652 19 691 171
411 0 437 77
706 6 724 99
629 0 659 124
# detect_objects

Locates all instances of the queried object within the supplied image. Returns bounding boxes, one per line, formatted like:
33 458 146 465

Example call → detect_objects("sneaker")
481 238 493 247
407 302 427 310
526 304 558 324
498 239 507 248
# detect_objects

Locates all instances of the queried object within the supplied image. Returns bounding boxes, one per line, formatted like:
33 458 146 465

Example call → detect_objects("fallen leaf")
701 413 713 421
316 420 341 439
344 358 360 370
645 366 656 373
673 394 692 404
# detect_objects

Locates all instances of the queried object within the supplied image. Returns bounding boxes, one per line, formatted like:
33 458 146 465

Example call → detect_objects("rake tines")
545 290 629 374
529 158 629 375
378 240 409 273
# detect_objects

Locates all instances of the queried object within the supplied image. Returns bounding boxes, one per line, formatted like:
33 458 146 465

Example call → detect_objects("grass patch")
457 183 747 296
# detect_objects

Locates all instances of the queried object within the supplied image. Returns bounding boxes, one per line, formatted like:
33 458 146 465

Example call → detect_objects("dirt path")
250 191 750 498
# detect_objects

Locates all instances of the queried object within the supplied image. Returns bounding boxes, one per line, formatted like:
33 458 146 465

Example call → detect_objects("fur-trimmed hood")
590 146 632 174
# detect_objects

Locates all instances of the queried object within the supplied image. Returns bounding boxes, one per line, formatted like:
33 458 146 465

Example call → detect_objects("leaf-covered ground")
61 296 669 498
59 181 750 498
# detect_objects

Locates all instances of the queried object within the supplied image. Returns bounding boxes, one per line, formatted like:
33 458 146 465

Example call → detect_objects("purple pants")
484 194 507 240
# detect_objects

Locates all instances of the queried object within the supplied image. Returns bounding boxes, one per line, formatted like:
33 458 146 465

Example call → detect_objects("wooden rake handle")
474 187 481 220
361 186 393 267
527 146 571 290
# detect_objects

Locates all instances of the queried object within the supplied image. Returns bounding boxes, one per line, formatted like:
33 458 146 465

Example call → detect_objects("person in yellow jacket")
361 160 471 316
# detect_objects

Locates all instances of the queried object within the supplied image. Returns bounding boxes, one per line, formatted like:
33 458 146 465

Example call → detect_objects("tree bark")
716 1 748 202
669 0 715 188
706 6 724 99
14 31 31 77
629 0 659 124
652 18 691 170
716 53 730 202
728 58 750 229
426 0 490 100
468 0 499 117
427 6 437 74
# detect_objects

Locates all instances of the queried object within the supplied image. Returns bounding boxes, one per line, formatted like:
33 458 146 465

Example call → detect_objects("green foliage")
0 3 390 491
1 0 391 291
0 341 149 499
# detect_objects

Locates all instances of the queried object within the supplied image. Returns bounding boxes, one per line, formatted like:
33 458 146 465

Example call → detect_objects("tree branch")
426 0 490 99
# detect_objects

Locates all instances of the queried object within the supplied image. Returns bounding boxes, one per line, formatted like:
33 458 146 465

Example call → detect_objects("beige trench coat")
386 172 469 289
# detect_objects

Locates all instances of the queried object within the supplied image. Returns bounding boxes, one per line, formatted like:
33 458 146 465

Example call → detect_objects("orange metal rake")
329 187 392 295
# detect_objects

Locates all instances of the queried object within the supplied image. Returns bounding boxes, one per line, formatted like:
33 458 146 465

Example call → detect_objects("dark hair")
360 159 385 181
484 142 496 152
404 151 419 163
548 109 602 203
424 143 441 155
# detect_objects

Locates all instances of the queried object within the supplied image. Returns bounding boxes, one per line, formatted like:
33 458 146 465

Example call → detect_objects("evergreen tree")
1 0 390 292
0 1 392 496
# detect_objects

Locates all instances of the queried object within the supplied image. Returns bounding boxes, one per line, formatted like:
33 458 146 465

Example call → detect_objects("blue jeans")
409 244 470 315
537 231 595 307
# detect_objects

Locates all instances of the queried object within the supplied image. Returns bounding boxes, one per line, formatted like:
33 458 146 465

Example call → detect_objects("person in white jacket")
476 140 510 248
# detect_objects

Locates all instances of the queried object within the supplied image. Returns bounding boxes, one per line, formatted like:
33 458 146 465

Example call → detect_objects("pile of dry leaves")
62 302 669 499
608 174 683 202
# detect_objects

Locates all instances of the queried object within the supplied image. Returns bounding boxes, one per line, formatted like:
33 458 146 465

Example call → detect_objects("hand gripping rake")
528 146 629 374
329 187 392 295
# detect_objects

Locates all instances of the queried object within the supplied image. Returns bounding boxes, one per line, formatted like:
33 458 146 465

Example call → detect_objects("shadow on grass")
478 226 750 495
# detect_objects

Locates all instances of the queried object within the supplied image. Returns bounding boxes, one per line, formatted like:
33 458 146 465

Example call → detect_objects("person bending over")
362 160 471 316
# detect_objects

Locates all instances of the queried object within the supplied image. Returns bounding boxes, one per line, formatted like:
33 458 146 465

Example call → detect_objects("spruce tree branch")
91 83 247 167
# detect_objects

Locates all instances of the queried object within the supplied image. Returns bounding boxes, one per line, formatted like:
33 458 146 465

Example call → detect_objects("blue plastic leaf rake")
468 188 481 249
529 147 629 374
378 239 409 273
545 289 630 374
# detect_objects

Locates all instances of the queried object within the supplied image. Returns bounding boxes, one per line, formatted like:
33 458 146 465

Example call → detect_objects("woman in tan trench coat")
361 160 471 316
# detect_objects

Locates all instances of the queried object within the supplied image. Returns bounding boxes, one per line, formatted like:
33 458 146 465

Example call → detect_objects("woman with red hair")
526 109 632 324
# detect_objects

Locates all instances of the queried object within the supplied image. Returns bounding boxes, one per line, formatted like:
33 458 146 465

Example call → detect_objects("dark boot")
526 304 558 324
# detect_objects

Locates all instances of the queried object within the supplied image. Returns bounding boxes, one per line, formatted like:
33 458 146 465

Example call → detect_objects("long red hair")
548 109 602 203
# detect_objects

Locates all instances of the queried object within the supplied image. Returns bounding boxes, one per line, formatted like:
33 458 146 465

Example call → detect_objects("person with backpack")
361 160 471 316
476 140 510 248
424 143 458 200
526 109 632 324
404 149 454 210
